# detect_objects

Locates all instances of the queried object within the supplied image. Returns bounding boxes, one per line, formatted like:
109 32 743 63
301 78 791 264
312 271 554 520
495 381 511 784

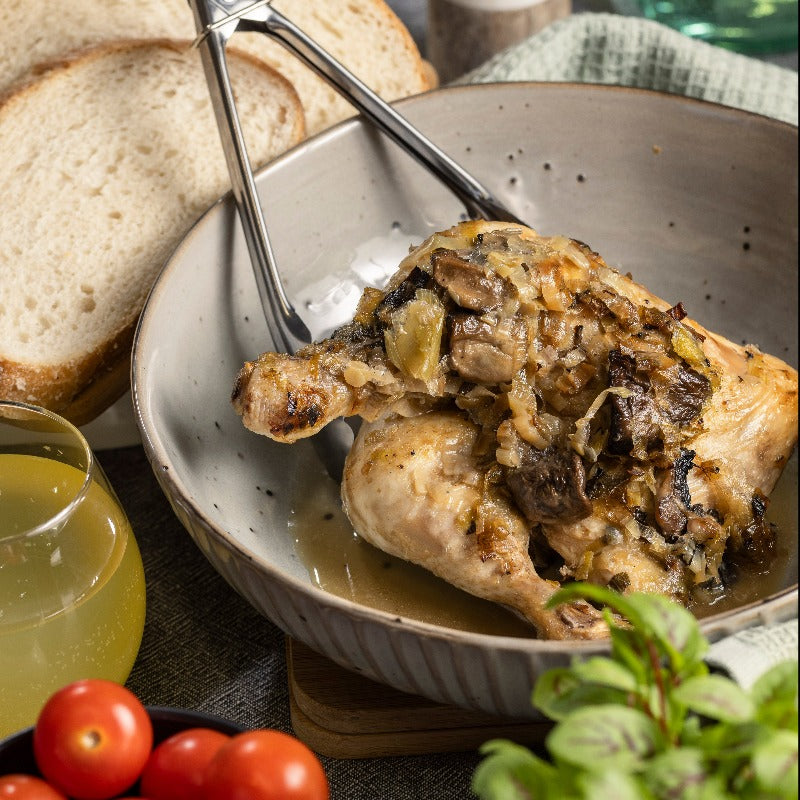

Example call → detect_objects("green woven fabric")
459 12 798 125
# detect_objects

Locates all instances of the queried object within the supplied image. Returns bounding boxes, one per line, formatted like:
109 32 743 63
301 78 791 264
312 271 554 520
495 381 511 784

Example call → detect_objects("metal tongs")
188 0 525 480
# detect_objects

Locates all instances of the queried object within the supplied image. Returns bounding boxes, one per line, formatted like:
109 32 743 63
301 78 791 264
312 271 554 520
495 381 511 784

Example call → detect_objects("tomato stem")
80 728 103 750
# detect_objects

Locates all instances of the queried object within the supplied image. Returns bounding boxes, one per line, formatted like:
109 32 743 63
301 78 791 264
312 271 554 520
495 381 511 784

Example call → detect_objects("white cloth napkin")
706 618 798 688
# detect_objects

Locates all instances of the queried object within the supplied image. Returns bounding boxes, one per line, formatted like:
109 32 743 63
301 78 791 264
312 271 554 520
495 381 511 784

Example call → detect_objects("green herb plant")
472 584 798 800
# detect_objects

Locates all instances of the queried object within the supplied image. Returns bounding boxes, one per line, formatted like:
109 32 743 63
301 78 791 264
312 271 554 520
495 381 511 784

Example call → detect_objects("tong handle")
241 6 525 226
189 0 312 354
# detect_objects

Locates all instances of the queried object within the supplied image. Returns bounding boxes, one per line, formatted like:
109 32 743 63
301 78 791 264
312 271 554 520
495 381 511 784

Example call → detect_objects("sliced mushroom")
506 443 592 525
448 314 526 384
431 249 509 312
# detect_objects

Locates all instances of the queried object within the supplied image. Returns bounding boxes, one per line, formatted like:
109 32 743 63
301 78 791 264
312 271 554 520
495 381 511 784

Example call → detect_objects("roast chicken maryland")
232 221 798 640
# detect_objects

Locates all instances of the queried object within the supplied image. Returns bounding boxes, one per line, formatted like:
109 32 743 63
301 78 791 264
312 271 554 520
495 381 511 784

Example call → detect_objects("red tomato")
202 730 329 800
32 679 153 800
0 775 67 800
139 728 229 800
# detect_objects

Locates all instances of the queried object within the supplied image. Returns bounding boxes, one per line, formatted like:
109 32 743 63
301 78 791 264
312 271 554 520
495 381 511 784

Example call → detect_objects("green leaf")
546 705 661 771
532 668 579 716
642 747 711 800
540 683 631 722
751 660 798 707
678 714 704 746
608 625 650 684
473 739 562 800
570 656 640 692
673 674 755 722
548 585 707 675
532 668 629 722
751 660 799 731
547 583 645 629
751 730 799 798
759 702 799 733
630 593 708 671
578 769 649 800
694 720 766 761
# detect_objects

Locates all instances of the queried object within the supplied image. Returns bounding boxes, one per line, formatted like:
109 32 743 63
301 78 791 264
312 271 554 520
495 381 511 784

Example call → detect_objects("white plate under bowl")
132 83 798 718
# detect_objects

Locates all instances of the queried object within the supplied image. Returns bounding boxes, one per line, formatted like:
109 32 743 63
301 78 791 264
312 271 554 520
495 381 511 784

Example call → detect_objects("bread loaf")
0 39 304 421
0 0 434 135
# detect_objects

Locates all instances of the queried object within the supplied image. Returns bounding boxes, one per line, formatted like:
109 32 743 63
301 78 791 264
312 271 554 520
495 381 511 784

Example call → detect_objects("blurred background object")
612 0 798 55
427 0 572 83
388 0 797 74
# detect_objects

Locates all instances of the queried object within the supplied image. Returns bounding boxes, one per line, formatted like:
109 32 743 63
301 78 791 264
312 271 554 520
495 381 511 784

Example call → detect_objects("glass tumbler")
0 401 146 737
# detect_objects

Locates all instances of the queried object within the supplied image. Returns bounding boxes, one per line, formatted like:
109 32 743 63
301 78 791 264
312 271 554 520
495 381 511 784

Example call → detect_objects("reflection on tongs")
188 0 526 480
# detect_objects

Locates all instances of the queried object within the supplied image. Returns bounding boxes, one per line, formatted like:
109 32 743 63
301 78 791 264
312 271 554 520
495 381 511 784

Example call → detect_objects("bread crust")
0 324 134 424
0 38 305 420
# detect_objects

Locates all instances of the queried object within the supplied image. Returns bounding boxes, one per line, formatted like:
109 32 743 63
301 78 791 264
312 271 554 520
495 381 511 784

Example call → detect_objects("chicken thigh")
341 410 607 639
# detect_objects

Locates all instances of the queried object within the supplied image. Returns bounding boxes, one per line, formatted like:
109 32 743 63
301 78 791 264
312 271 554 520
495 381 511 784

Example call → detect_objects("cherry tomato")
139 728 230 800
33 679 153 800
0 775 67 800
202 730 329 800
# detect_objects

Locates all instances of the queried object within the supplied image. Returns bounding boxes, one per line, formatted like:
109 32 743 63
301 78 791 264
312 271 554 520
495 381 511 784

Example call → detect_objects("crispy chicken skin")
233 221 798 639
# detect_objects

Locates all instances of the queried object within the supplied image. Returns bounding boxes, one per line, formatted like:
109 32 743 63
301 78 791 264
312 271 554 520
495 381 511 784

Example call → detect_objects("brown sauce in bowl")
289 453 796 637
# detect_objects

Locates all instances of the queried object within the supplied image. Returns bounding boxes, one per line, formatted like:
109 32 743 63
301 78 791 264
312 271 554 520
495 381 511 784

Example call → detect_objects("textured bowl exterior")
158 478 796 716
134 83 798 719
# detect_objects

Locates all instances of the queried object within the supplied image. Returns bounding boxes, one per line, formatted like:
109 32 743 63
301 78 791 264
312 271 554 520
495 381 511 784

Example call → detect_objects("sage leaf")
673 674 755 722
546 704 661 770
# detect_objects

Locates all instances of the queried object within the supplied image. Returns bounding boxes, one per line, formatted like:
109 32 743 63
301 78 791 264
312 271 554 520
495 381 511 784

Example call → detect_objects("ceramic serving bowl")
132 83 798 719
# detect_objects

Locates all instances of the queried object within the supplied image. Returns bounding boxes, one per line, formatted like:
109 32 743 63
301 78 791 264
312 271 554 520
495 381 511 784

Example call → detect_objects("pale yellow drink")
0 453 146 737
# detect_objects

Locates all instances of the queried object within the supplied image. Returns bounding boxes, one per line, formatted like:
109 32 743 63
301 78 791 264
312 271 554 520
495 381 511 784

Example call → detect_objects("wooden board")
286 638 552 759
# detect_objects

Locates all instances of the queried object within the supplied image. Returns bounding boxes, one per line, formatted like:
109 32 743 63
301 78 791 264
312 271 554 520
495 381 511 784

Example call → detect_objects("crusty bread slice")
0 39 304 421
0 0 434 135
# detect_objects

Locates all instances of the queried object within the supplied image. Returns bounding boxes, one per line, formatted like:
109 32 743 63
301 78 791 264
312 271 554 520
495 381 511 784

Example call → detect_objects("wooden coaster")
286 638 551 759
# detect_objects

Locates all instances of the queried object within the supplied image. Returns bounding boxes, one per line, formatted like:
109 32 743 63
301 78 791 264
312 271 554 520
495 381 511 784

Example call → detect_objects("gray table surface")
107 4 795 799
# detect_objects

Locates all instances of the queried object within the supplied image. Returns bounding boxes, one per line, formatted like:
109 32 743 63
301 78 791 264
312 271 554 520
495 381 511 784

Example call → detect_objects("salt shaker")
427 0 571 84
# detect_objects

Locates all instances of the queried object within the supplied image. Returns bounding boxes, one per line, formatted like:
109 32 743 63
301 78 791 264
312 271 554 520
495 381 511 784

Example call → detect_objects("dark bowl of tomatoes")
0 679 328 799
0 706 245 780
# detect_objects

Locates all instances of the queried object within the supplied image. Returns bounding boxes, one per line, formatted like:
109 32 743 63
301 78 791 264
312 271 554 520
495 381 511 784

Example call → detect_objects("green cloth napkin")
459 12 798 125
460 12 798 687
